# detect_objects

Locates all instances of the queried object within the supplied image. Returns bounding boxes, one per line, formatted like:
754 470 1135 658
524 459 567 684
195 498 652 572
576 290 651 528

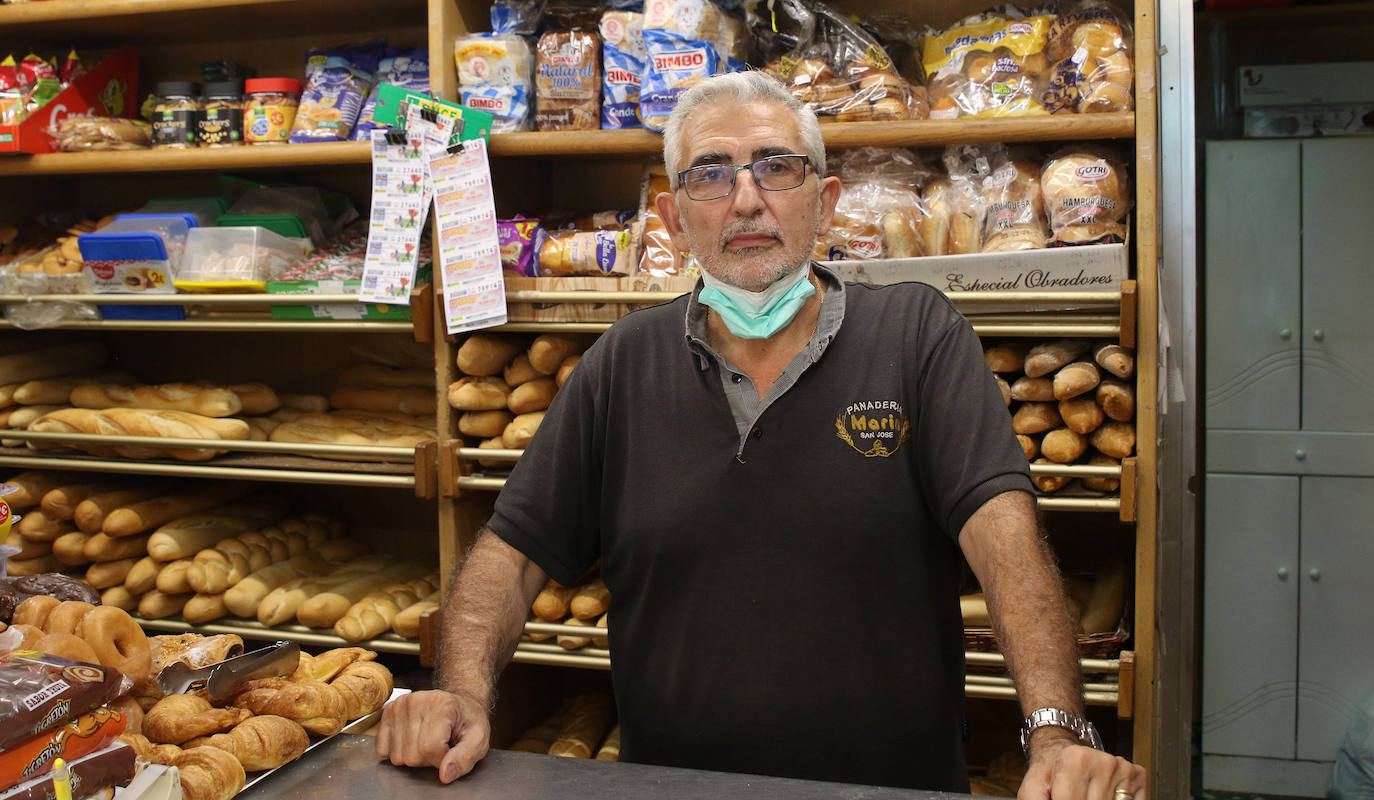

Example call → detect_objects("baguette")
1009 376 1055 402
329 386 435 416
228 383 281 415
2 471 82 509
51 530 93 564
333 575 438 642
29 408 251 460
0 341 108 385
147 511 282 562
555 355 579 388
182 593 228 624
5 530 52 559
297 562 430 628
508 378 557 415
547 693 613 757
0 382 20 408
1011 402 1062 435
1031 458 1071 492
125 556 162 594
983 343 1029 373
338 363 433 389
254 559 379 626
85 557 138 588
156 558 197 594
100 585 139 611
1041 427 1088 464
1023 340 1089 378
1095 379 1135 422
995 375 1011 407
595 724 620 761
1093 343 1135 379
532 580 575 622
1058 395 1105 435
13 371 136 405
458 410 513 439
456 333 522 377
1082 453 1122 493
279 393 329 414
103 483 255 538
447 377 511 411
1089 420 1136 459
1052 361 1101 401
74 486 165 534
69 383 243 417
391 591 440 639
502 412 545 449
557 616 595 650
1017 434 1039 460
5 405 67 442
16 509 77 542
569 578 610 620
503 355 542 387
42 481 123 521
528 334 589 375
9 554 61 576
139 589 192 620
83 532 151 562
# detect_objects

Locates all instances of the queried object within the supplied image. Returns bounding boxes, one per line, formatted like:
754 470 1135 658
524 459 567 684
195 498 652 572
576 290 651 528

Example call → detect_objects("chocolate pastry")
14 573 102 604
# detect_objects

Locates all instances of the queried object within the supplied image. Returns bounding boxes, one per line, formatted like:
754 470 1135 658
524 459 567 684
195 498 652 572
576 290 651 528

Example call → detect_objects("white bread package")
1043 0 1135 114
978 145 1049 252
639 0 727 132
1039 146 1131 245
814 147 935 261
601 11 647 129
535 31 602 131
455 33 534 132
921 9 1054 118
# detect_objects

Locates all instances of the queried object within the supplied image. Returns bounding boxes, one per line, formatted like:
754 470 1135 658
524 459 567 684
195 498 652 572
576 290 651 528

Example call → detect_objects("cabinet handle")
1309 567 1321 581
1277 567 1289 580
1279 328 1292 340
1312 330 1326 342
1295 449 1307 461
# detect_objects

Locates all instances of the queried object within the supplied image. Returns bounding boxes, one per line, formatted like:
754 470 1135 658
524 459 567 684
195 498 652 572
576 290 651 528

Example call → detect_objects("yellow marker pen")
52 757 73 800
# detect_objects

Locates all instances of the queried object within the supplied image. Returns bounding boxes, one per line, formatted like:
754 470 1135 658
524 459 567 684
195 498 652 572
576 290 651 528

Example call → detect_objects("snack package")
600 11 647 128
637 166 686 276
567 209 637 230
0 742 136 800
758 0 922 123
535 31 602 131
0 651 125 752
1039 145 1131 245
0 707 127 792
289 42 383 143
921 7 1054 118
59 49 86 87
1043 0 1134 114
815 147 934 261
53 116 152 151
535 229 634 276
978 144 1049 252
351 48 430 140
498 217 545 276
455 33 535 132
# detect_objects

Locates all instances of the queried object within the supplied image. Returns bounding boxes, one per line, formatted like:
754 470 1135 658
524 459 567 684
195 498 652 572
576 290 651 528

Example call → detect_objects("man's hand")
1018 737 1149 800
376 689 490 783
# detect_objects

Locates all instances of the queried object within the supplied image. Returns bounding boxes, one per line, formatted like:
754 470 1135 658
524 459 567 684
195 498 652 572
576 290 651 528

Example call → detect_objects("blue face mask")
697 264 816 340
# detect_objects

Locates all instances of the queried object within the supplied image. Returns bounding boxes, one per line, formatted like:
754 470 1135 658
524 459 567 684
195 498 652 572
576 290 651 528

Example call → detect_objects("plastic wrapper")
918 146 992 256
52 116 151 152
455 34 535 132
815 147 935 260
638 167 685 277
0 742 136 800
0 652 125 752
567 209 637 230
601 11 647 128
535 229 634 276
498 217 544 276
639 0 728 132
289 42 383 143
535 31 601 131
1039 144 1131 245
976 144 1050 252
0 707 126 792
758 0 924 123
1043 0 1133 114
351 48 430 140
491 0 547 35
225 186 333 245
921 7 1055 118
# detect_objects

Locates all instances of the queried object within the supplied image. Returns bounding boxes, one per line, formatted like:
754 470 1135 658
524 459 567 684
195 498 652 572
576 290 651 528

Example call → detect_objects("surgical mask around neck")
698 264 816 340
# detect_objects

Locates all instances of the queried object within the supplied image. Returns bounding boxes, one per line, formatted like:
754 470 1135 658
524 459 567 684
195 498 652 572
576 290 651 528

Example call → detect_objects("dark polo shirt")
488 265 1032 792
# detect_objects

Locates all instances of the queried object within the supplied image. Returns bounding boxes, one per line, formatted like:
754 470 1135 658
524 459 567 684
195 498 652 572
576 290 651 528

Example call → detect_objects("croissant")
143 694 252 744
330 660 394 720
291 647 375 683
231 677 347 736
184 715 310 771
118 732 185 765
174 746 246 800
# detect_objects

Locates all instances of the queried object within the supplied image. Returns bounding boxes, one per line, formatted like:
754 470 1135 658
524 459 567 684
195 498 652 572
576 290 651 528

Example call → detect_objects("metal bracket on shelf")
410 284 434 343
1120 279 1138 349
413 440 438 500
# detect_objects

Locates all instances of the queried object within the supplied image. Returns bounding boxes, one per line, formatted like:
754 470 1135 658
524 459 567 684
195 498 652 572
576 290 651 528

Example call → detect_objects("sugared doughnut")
9 623 45 650
79 605 152 682
12 595 61 628
34 632 100 664
43 600 96 635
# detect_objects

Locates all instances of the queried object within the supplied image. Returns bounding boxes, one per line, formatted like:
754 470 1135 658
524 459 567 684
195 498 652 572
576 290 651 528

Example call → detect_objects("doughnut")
12 595 61 628
79 605 152 682
9 623 45 650
34 632 100 664
43 600 96 635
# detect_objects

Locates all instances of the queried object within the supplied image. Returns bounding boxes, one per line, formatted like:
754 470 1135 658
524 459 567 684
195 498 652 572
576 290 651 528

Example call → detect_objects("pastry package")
0 651 125 752
977 144 1050 252
535 229 634 276
637 166 687 277
290 43 383 143
535 31 602 131
760 0 925 123
639 0 727 132
600 10 647 129
0 707 127 792
0 742 136 800
1039 145 1131 245
455 33 535 132
52 116 151 152
921 7 1054 118
1043 0 1134 114
351 48 430 140
498 217 545 276
815 147 935 261
920 146 991 255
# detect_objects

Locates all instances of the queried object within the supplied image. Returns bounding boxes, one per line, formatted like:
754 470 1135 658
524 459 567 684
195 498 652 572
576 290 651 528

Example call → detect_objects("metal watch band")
1019 707 1105 759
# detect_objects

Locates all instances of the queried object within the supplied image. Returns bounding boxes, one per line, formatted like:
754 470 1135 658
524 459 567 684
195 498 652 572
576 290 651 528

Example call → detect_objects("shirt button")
753 428 763 439
731 373 743 384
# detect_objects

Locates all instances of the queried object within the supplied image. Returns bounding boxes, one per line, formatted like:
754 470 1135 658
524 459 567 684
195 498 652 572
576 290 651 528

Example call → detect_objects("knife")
156 641 300 702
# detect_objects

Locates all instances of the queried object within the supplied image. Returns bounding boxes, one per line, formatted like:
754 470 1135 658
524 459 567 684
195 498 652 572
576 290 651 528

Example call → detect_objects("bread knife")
156 640 300 701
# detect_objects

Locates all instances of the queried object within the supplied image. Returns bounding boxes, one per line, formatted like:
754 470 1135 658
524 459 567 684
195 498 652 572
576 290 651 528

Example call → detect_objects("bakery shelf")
487 113 1136 157
0 142 371 177
505 289 1123 313
491 319 1121 337
0 319 413 332
0 293 403 306
0 430 419 461
132 614 420 656
0 447 417 488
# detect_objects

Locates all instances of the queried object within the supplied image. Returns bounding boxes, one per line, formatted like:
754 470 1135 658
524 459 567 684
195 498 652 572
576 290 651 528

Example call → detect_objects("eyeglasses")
676 154 812 201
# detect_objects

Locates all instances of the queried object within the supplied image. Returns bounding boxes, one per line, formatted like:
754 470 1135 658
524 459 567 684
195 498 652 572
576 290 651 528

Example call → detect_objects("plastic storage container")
244 78 300 145
151 81 202 149
175 226 312 292
134 197 226 228
198 82 244 147
77 213 197 320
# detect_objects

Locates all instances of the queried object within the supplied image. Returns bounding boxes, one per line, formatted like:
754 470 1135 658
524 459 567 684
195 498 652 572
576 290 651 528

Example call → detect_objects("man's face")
656 100 841 293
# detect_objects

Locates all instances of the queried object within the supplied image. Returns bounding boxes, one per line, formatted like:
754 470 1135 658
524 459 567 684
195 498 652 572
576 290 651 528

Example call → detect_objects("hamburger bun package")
1039 145 1131 245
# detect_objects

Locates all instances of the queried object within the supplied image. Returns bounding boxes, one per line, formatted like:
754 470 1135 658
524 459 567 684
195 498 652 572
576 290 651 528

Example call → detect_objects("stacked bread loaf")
507 692 617 760
960 554 1127 636
984 339 1136 494
525 576 609 652
449 332 591 463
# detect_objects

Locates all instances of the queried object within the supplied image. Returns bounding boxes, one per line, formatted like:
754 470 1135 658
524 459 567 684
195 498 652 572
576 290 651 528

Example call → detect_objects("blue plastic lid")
113 213 201 228
77 233 169 262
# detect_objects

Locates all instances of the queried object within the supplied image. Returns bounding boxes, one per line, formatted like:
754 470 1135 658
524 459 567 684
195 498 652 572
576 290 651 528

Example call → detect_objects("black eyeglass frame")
675 154 813 201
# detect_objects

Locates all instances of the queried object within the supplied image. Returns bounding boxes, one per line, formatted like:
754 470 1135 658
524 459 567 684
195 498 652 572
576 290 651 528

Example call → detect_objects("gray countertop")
239 735 974 800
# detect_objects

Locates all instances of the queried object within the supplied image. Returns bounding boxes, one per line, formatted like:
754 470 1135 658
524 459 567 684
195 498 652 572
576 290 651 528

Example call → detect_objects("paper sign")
429 137 507 333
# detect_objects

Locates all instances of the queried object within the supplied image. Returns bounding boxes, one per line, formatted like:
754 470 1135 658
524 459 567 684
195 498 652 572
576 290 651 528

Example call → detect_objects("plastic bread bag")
535 229 635 276
601 10 647 128
498 217 545 276
0 742 136 800
639 0 728 131
535 30 601 131
52 116 152 152
0 707 127 793
567 209 637 230
977 143 1050 252
757 0 921 123
0 651 126 752
455 33 534 131
491 0 548 34
814 147 935 261
1042 0 1133 113
919 145 991 256
1039 144 1131 245
920 5 1054 118
352 48 430 140
289 41 383 143
638 165 686 277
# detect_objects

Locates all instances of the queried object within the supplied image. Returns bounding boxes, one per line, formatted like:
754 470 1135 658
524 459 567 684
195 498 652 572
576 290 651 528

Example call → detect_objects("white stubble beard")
681 200 824 293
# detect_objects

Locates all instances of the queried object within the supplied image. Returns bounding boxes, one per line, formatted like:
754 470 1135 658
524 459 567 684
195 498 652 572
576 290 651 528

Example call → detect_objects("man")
378 71 1148 798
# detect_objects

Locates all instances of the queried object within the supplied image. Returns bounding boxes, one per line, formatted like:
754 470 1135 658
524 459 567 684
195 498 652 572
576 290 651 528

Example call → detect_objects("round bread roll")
1040 150 1130 244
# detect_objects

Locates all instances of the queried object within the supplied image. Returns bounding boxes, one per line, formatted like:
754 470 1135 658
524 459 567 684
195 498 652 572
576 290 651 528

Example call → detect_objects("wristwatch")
1019 707 1104 759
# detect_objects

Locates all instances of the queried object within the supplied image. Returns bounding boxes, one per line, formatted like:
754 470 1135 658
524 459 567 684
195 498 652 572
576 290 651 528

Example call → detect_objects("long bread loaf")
297 562 430 628
103 483 256 537
69 383 243 417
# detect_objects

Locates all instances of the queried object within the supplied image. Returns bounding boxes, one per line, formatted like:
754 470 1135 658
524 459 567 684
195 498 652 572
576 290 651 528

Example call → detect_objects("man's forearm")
435 529 545 709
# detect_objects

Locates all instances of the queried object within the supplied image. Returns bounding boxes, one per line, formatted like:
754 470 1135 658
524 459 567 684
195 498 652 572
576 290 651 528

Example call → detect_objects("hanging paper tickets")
429 137 507 333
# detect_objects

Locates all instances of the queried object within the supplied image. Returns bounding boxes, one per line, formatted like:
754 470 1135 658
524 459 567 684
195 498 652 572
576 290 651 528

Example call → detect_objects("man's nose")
730 166 767 212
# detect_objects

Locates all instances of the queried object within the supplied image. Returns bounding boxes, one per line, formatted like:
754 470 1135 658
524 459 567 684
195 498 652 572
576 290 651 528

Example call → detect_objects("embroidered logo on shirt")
834 400 910 457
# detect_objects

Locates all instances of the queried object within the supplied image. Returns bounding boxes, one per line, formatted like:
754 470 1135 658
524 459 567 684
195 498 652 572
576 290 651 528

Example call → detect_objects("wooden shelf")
0 142 371 177
0 0 427 47
133 614 420 656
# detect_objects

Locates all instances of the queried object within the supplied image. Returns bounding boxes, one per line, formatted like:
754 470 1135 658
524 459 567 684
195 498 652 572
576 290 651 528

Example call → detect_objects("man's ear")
816 175 842 232
654 190 692 253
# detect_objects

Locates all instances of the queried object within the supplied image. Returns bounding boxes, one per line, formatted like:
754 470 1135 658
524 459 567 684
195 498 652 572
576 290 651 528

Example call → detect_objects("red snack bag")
0 651 125 752
59 49 86 87
0 707 127 792
18 54 56 87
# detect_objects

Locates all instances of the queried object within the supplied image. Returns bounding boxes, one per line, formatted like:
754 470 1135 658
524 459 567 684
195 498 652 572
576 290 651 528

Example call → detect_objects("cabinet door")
1204 140 1302 430
1297 477 1374 760
1202 474 1300 758
1301 139 1374 431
